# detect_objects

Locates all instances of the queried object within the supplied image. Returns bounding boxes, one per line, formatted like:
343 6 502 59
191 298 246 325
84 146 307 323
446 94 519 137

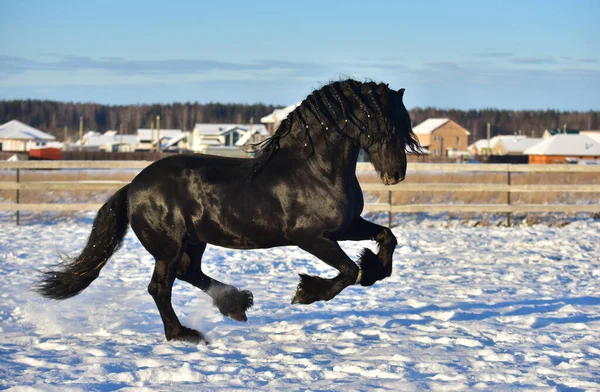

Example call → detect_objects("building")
190 123 268 154
412 118 470 157
523 134 600 164
261 103 301 136
0 120 57 151
495 137 543 155
542 128 580 139
77 130 139 152
137 129 185 151
468 135 542 156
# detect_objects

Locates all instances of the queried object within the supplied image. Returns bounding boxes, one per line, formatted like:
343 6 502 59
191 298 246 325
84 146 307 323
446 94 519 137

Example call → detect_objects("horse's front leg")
334 217 397 286
292 237 360 305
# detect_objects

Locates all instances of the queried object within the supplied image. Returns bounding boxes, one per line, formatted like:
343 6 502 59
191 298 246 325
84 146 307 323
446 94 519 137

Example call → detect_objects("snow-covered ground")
1 214 599 391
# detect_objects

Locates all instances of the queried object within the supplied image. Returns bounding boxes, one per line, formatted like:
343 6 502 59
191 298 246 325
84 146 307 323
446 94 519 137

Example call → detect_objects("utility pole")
249 116 254 143
63 126 68 143
156 115 161 152
150 119 155 151
79 116 83 151
119 123 123 148
487 122 491 156
563 124 567 134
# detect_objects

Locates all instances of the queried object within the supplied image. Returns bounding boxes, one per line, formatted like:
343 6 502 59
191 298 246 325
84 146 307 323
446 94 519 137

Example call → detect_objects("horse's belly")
191 212 287 249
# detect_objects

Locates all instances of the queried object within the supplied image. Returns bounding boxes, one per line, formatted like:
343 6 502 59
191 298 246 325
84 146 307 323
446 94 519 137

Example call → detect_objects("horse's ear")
397 88 405 99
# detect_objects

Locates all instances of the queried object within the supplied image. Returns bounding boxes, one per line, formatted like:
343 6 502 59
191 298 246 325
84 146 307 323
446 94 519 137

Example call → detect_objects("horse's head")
361 86 420 185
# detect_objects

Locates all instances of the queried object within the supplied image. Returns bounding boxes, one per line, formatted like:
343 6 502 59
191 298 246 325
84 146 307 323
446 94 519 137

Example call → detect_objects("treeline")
1 99 598 142
410 108 599 141
0 100 278 140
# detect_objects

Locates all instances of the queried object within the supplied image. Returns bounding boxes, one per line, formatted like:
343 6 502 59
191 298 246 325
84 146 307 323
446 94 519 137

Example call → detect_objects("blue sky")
1 0 598 109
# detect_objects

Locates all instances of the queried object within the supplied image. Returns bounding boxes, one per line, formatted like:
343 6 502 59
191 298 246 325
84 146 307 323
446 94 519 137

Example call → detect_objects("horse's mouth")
383 172 404 185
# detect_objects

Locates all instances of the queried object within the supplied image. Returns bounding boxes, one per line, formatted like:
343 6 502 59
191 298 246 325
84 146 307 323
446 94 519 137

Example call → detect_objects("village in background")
1 101 600 165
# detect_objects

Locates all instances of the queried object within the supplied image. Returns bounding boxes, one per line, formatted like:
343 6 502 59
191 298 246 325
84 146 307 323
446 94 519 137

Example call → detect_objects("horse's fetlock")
343 262 360 279
378 228 397 247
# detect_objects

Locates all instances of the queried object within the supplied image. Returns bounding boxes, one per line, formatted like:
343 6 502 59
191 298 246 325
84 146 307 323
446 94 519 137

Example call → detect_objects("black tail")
35 185 130 300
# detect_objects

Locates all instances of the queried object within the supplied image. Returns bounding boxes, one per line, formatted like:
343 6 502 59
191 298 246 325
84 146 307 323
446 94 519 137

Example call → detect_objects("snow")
524 134 600 156
412 118 450 135
1 214 599 390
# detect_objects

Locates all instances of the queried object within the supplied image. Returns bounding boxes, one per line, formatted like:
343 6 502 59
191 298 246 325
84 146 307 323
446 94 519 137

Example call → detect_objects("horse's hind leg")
177 242 253 322
148 256 206 343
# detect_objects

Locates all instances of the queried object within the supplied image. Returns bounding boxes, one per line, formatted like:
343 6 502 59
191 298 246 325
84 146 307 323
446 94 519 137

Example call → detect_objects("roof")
0 120 56 141
137 129 183 141
85 132 138 147
193 123 268 137
193 123 242 136
523 134 600 156
261 103 301 124
581 131 600 142
413 118 467 135
500 137 543 153
235 128 267 146
162 133 187 149
545 128 580 136
469 135 536 151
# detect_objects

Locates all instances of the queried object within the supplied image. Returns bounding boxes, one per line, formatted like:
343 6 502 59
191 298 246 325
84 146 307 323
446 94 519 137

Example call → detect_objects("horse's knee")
147 281 159 297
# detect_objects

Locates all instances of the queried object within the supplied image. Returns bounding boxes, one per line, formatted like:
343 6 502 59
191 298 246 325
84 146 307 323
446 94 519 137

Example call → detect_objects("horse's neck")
276 122 360 179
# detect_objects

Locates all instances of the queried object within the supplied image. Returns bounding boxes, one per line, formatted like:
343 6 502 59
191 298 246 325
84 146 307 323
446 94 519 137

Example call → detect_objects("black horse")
36 79 420 344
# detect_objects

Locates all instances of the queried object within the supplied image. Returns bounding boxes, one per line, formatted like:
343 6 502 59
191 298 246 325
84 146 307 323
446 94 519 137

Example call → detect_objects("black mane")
251 79 420 173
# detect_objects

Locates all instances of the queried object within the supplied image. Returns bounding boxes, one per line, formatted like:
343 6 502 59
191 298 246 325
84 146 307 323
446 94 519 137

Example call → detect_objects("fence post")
388 190 393 228
16 168 20 225
507 168 511 226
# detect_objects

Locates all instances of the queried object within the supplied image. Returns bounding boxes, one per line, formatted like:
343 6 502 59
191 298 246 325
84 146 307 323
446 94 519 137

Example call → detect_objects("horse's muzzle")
383 171 404 185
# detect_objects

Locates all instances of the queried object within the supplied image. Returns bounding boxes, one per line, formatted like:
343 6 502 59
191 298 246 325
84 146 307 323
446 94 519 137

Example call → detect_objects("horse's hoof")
291 274 325 305
212 286 253 322
168 326 209 345
228 311 248 322
291 285 308 304
358 248 387 286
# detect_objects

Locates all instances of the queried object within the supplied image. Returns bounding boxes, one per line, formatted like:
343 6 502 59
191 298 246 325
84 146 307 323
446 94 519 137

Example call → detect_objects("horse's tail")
35 185 130 300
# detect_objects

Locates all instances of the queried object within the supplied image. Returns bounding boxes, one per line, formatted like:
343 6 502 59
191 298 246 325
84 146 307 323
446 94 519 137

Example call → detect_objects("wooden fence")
1 161 600 225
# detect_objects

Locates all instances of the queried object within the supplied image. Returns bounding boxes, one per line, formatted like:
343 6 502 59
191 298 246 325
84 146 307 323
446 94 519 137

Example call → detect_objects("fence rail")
1 161 600 224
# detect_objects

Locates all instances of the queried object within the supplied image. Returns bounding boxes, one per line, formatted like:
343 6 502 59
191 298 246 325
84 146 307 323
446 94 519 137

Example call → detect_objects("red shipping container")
29 148 62 160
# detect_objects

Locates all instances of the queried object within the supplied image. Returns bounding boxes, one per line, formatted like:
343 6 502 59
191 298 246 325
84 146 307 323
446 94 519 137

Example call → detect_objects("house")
542 128 580 139
261 103 301 136
412 118 470 157
136 129 184 151
78 130 139 152
468 135 542 156
190 123 268 154
0 120 57 151
495 137 543 155
523 134 600 164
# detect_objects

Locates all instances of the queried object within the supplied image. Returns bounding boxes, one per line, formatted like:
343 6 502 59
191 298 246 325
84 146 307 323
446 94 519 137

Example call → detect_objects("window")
225 134 231 146
434 135 441 142
232 132 240 145
456 136 461 145
434 149 440 156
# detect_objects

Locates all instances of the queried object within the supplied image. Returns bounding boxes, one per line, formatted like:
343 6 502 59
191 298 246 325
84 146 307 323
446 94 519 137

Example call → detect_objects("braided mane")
250 79 420 174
